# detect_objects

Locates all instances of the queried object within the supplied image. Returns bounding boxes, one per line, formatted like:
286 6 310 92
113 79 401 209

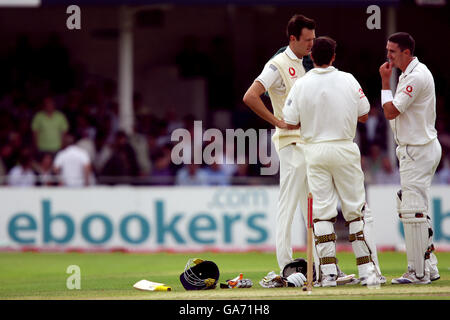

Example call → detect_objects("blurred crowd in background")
1 34 450 187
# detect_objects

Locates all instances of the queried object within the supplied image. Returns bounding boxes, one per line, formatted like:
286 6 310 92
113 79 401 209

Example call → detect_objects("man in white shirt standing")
243 13 317 276
54 133 92 187
379 32 441 284
283 36 383 287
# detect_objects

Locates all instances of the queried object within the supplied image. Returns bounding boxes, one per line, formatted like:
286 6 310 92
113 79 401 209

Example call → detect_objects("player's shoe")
427 261 440 281
337 273 357 285
391 270 431 285
430 270 440 281
320 274 337 287
336 265 357 285
359 275 386 286
425 252 440 281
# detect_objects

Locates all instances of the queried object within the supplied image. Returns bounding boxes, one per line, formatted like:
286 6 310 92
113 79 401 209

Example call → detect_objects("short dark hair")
388 32 415 55
311 36 336 66
286 14 316 40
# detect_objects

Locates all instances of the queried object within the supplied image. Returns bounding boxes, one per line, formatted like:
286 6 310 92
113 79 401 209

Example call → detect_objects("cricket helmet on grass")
282 258 316 281
180 258 220 290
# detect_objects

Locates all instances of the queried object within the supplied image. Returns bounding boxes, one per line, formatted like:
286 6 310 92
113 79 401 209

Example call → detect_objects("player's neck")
313 64 331 68
400 56 414 72
288 44 305 59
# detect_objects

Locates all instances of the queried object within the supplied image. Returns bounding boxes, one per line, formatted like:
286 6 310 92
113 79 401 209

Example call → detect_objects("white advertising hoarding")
0 186 305 251
1 185 449 252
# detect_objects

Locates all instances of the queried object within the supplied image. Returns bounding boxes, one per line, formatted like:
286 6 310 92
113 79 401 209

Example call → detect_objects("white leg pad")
348 219 376 278
400 213 428 278
313 220 337 276
361 205 382 276
399 190 427 214
398 190 429 278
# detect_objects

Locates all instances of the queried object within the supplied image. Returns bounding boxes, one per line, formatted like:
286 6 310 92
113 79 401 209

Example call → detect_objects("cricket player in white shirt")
379 32 441 284
243 13 317 275
283 36 384 287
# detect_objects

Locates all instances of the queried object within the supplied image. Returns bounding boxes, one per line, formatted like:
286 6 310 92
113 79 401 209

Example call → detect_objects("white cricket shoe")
427 259 440 281
320 274 337 287
430 270 440 281
359 275 386 286
392 270 431 285
336 265 357 285
337 273 357 285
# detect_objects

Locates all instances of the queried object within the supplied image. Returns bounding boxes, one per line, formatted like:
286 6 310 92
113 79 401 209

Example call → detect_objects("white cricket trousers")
275 143 309 272
396 138 442 212
304 141 366 222
396 138 441 271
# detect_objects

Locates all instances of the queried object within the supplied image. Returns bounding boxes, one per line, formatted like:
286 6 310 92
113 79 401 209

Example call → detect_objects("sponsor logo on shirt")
358 88 366 99
403 85 413 97
288 67 297 79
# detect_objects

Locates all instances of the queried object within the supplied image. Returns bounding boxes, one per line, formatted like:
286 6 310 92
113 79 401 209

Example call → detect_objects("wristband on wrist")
381 90 393 107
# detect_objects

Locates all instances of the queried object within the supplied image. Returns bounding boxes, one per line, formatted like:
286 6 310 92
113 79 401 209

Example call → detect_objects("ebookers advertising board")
0 187 305 251
0 186 449 251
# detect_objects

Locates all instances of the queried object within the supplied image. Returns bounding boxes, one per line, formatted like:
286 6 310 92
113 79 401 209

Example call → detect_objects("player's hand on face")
379 62 393 80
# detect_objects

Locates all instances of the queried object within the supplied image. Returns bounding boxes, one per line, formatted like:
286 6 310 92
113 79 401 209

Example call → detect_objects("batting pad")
401 213 429 278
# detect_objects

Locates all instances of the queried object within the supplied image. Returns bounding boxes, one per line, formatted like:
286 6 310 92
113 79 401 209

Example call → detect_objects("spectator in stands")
357 106 387 156
31 96 69 154
149 147 174 185
0 131 22 171
373 156 400 185
232 161 262 185
35 152 56 186
53 133 92 187
362 144 383 185
175 162 208 186
434 153 450 184
129 123 152 176
203 162 231 186
0 157 6 185
7 148 36 187
100 130 139 184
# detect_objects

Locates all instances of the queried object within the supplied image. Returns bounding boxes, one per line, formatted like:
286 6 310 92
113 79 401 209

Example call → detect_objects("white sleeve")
357 89 370 117
256 62 282 91
349 74 370 116
283 83 301 125
393 74 421 113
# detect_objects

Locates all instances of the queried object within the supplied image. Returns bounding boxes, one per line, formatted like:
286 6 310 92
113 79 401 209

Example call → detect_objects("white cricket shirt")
255 45 306 151
256 46 303 95
283 66 370 143
54 145 90 187
390 57 437 146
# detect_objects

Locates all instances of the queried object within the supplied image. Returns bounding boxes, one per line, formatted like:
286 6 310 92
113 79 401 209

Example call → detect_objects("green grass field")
0 251 449 300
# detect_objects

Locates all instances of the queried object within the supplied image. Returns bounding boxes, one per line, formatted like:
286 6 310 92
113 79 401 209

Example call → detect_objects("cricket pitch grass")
0 251 449 300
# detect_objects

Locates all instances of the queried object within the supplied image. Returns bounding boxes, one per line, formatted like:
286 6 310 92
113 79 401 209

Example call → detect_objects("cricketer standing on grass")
283 37 384 287
243 14 316 275
379 32 441 284
243 14 352 283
